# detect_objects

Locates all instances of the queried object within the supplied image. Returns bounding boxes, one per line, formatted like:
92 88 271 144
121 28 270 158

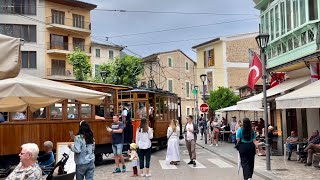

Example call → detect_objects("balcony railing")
48 41 68 51
46 16 91 30
46 68 73 77
47 42 91 54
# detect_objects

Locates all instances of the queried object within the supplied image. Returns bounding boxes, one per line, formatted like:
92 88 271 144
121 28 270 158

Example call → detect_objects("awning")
276 79 320 109
0 34 22 80
0 73 110 112
216 105 238 112
237 76 310 111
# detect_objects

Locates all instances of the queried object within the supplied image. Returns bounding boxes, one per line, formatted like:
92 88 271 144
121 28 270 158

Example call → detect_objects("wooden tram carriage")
0 80 181 168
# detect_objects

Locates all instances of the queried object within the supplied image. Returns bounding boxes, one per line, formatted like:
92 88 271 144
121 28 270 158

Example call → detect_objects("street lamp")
100 71 107 83
255 32 270 171
194 85 199 122
200 74 207 144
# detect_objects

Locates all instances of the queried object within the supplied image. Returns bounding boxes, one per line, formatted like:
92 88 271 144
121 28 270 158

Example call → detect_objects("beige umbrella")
0 73 110 112
0 34 22 80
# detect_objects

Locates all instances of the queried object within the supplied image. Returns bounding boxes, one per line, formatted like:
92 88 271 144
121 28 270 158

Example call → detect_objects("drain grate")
273 169 289 171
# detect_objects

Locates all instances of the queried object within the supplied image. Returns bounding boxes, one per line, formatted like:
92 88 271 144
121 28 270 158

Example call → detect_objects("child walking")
128 143 139 177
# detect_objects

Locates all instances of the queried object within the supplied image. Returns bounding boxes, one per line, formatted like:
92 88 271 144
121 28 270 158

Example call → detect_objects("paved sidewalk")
196 136 320 180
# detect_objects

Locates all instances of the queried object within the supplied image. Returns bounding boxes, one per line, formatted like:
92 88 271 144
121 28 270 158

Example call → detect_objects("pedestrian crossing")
159 158 234 169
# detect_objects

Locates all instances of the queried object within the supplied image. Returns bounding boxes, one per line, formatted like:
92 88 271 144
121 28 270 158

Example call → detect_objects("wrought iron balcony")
46 16 91 33
46 42 91 55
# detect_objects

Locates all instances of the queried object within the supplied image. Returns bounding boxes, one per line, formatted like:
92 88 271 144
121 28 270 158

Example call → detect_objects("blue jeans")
287 143 297 153
76 160 95 180
138 148 151 169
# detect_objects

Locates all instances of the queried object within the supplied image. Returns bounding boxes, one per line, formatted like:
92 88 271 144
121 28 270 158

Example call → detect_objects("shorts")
112 144 123 155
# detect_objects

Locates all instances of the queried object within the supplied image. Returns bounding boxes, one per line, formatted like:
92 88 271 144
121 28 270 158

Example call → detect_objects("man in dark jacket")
184 115 199 167
198 114 205 140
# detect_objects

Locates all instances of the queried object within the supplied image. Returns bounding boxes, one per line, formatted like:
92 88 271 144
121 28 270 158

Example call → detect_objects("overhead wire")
100 18 258 39
2 5 258 16
93 9 259 16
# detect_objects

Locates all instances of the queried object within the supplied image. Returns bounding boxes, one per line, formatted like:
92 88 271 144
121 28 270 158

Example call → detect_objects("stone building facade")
192 32 261 122
192 32 260 94
140 49 197 124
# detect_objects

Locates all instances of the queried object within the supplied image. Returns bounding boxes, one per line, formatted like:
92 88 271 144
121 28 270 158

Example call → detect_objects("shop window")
308 0 318 21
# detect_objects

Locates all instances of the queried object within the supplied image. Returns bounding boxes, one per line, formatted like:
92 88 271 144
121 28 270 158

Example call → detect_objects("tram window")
67 104 78 119
118 94 132 99
137 94 146 99
51 103 62 119
81 104 91 118
106 92 114 104
95 105 104 117
155 96 160 120
33 107 47 119
0 112 8 122
106 104 114 118
12 112 26 120
138 102 147 118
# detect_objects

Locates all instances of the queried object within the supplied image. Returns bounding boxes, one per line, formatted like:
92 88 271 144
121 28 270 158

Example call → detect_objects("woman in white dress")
166 119 180 165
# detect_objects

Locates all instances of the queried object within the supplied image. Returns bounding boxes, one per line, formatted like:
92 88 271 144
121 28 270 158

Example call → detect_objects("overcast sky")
86 0 259 60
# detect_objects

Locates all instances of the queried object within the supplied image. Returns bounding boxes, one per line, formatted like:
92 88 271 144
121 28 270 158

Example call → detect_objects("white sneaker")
209 144 213 146
146 174 152 177
140 174 145 177
216 144 218 147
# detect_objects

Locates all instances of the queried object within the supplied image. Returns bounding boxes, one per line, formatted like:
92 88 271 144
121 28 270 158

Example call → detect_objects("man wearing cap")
230 116 237 145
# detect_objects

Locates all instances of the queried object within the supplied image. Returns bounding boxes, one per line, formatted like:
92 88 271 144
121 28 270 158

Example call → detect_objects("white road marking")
208 159 233 168
159 160 178 169
183 159 206 169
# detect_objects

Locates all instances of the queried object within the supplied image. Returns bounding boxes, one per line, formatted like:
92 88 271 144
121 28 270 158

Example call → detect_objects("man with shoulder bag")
184 115 199 167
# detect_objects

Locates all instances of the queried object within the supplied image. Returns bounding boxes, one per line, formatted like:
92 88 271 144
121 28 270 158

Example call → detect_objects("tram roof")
120 88 179 97
48 79 132 90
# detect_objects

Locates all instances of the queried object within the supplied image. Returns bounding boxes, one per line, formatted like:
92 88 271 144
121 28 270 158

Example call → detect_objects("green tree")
97 55 144 86
207 86 240 111
67 48 92 81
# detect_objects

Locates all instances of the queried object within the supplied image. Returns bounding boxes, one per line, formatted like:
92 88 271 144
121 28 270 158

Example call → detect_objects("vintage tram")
0 80 181 168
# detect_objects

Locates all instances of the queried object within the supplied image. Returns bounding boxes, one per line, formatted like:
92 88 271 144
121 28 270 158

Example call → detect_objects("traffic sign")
200 103 209 113
192 88 197 94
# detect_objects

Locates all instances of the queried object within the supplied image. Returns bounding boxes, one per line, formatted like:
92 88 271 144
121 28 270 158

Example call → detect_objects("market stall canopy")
276 79 320 109
237 76 310 111
0 73 110 112
0 34 22 80
216 105 238 112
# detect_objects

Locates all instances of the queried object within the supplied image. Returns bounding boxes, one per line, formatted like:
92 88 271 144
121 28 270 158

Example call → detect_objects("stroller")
45 153 75 180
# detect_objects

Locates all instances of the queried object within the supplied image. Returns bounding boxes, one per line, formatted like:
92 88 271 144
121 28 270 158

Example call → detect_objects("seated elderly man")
286 131 298 160
6 143 42 179
298 130 320 163
303 131 320 166
38 141 55 167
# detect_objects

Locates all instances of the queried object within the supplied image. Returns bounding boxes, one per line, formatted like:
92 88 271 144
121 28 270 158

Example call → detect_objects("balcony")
46 68 74 79
46 16 91 34
46 42 91 56
266 22 319 70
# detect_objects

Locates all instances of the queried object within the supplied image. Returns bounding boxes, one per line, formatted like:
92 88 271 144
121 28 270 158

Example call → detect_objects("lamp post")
194 85 199 123
200 74 207 144
255 32 270 171
100 71 107 83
